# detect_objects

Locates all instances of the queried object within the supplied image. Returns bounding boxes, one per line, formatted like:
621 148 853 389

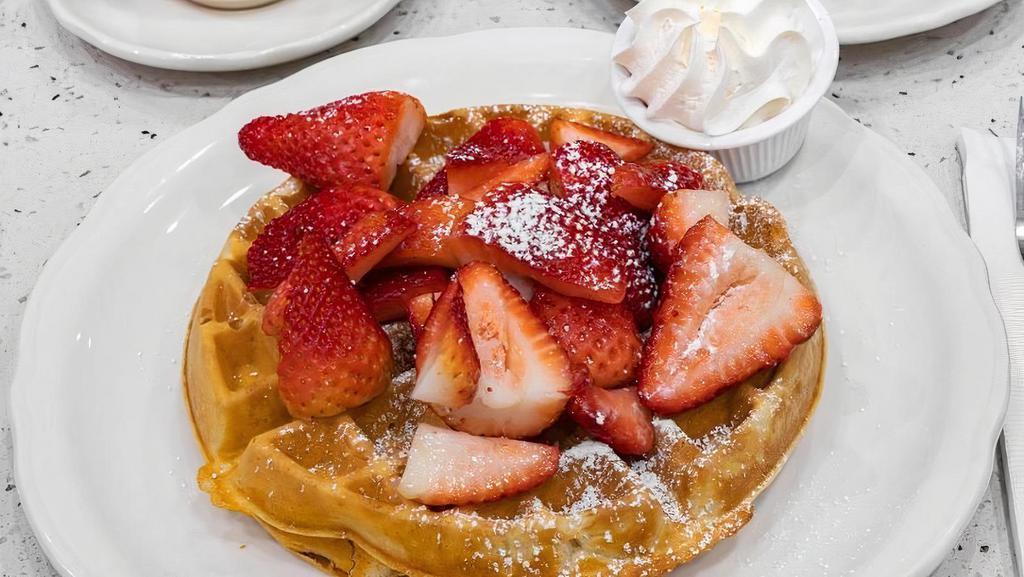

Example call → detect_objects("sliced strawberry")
432 262 572 438
397 424 559 506
261 275 291 337
406 292 438 339
380 194 476 269
568 381 655 456
246 185 401 290
610 161 706 212
332 210 415 282
238 91 426 190
415 168 449 200
549 118 653 162
529 286 642 389
549 140 623 200
639 217 823 414
275 234 394 418
649 189 731 272
410 281 480 409
451 182 627 304
358 267 450 323
446 118 548 200
596 198 658 327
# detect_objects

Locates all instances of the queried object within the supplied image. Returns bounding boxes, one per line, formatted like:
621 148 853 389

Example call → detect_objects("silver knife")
1015 97 1024 256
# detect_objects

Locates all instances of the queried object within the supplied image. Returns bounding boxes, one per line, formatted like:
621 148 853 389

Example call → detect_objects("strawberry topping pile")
235 95 822 507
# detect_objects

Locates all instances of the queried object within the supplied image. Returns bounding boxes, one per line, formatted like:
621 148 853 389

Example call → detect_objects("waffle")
184 105 826 577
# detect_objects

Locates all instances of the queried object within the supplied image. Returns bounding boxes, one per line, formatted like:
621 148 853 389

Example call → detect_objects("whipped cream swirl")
615 0 823 136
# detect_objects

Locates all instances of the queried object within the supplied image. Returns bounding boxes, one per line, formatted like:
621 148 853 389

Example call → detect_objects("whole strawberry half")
549 118 653 162
398 423 559 506
639 217 822 414
238 91 426 190
611 160 705 212
529 286 642 389
445 117 549 200
246 185 402 290
274 233 394 419
648 188 731 272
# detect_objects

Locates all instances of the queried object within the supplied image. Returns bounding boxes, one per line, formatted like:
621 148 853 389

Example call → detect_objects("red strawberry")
406 292 438 340
639 217 822 414
332 210 414 282
610 161 705 212
410 280 480 409
238 91 426 190
446 118 549 200
358 267 450 323
435 262 573 438
261 276 291 337
568 380 654 456
380 194 476 269
649 189 731 272
451 182 627 304
529 286 642 389
397 424 559 506
549 140 623 200
275 234 394 418
549 118 653 162
246 185 401 290
595 198 658 327
415 168 449 200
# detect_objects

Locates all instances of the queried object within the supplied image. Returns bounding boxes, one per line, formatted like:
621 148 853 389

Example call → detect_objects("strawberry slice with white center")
568 379 655 456
358 267 450 323
432 262 573 438
397 424 559 506
649 189 731 272
451 182 627 304
639 217 823 414
529 286 642 389
246 185 402 290
549 118 654 162
380 194 476 269
410 280 480 409
332 209 415 282
445 118 550 200
611 160 706 212
274 233 394 418
238 91 426 190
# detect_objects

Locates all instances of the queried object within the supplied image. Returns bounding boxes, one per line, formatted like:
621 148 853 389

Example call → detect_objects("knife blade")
1015 97 1024 256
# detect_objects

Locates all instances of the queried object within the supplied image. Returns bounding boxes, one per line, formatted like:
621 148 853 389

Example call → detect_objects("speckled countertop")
0 0 1021 575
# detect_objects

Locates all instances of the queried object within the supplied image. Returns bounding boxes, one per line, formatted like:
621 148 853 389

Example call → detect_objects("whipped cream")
614 0 824 136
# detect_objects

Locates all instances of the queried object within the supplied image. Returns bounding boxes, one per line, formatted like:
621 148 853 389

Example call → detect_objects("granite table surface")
1 0 1023 575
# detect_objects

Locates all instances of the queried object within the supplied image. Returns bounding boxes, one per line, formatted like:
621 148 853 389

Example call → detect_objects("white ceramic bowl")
611 0 840 183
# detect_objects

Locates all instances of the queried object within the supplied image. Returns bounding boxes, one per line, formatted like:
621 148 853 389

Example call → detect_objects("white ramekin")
188 0 280 8
610 0 840 184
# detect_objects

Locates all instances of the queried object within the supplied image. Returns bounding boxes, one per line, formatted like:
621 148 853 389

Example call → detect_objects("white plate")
10 28 1008 577
44 0 400 71
822 0 1002 44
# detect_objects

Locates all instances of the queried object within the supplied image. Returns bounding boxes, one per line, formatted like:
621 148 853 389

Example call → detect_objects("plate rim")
9 27 1010 577
42 0 402 72
834 0 1002 44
